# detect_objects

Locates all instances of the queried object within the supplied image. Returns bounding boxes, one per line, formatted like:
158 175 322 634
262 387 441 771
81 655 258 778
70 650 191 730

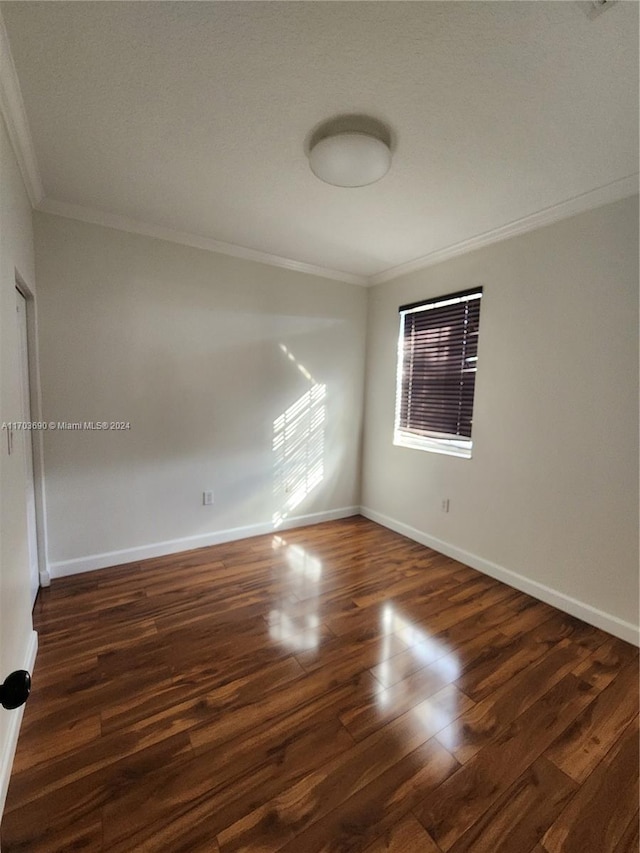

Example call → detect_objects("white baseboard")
360 506 640 647
48 506 360 579
0 629 38 820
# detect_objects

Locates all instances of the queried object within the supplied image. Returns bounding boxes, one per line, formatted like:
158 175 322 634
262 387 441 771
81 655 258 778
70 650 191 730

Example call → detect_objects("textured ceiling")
1 1 638 280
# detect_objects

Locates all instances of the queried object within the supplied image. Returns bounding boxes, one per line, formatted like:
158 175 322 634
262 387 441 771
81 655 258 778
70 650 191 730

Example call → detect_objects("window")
394 287 482 458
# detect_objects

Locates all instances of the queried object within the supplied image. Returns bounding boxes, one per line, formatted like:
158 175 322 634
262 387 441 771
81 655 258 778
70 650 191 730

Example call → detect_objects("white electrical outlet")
203 490 214 506
441 498 450 513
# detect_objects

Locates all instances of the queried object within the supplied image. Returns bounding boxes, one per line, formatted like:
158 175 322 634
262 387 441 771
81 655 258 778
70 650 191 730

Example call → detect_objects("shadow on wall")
272 344 326 529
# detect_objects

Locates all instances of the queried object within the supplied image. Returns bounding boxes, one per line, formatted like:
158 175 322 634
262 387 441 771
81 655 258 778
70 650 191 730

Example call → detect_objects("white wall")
0 113 38 813
362 196 639 643
34 212 367 574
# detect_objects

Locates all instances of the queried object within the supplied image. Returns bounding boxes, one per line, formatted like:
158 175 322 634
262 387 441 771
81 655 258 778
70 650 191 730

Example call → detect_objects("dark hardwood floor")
2 516 638 852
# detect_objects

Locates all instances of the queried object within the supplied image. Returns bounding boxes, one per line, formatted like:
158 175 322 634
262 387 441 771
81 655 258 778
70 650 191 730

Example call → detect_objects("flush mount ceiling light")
307 116 392 187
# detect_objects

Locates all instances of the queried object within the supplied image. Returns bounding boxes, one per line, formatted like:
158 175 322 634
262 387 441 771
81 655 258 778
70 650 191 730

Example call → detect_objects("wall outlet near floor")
441 498 450 513
203 490 214 506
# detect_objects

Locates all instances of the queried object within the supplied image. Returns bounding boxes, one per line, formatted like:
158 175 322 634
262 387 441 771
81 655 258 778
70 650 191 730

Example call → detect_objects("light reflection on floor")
268 566 466 735
267 536 322 652
376 604 463 734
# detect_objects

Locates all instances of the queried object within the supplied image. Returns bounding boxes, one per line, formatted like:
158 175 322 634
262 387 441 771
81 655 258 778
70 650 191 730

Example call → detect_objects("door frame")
15 270 50 591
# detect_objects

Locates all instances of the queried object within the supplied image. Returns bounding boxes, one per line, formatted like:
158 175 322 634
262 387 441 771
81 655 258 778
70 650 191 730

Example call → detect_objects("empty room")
0 1 638 851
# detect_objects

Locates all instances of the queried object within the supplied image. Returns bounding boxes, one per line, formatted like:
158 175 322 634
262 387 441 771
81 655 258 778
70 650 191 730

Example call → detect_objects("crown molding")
36 198 369 286
369 174 640 286
37 174 639 287
0 9 44 207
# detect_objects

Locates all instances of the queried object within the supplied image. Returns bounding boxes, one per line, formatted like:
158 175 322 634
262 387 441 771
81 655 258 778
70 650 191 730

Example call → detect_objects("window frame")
393 287 483 459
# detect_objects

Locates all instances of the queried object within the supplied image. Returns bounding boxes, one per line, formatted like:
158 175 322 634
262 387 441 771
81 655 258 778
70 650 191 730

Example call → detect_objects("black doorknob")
0 670 31 710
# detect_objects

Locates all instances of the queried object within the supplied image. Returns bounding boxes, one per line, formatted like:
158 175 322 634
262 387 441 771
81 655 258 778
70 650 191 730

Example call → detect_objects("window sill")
393 431 473 459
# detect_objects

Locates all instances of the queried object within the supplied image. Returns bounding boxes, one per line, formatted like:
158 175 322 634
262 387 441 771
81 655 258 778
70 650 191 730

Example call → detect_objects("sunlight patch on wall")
272 345 326 528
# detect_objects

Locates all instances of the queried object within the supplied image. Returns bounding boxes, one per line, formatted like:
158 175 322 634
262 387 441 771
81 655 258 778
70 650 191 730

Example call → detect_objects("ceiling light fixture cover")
309 132 391 187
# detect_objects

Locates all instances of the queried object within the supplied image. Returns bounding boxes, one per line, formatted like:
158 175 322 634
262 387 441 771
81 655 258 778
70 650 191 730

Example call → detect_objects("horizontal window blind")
396 288 482 441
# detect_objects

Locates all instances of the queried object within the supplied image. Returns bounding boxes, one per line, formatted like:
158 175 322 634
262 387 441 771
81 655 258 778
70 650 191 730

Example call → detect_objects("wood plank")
2 732 193 849
10 713 101 774
542 719 639 853
413 674 597 851
0 813 103 853
16 657 174 732
6 709 196 812
573 635 639 692
424 595 527 648
110 813 220 853
435 639 589 764
350 558 468 610
363 814 441 853
447 757 576 853
188 668 379 754
217 698 459 853
544 660 639 783
341 678 474 744
614 813 639 853
453 617 581 703
102 653 304 735
494 596 556 638
273 738 457 853
370 625 503 691
295 631 409 680
102 686 359 848
396 584 521 641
